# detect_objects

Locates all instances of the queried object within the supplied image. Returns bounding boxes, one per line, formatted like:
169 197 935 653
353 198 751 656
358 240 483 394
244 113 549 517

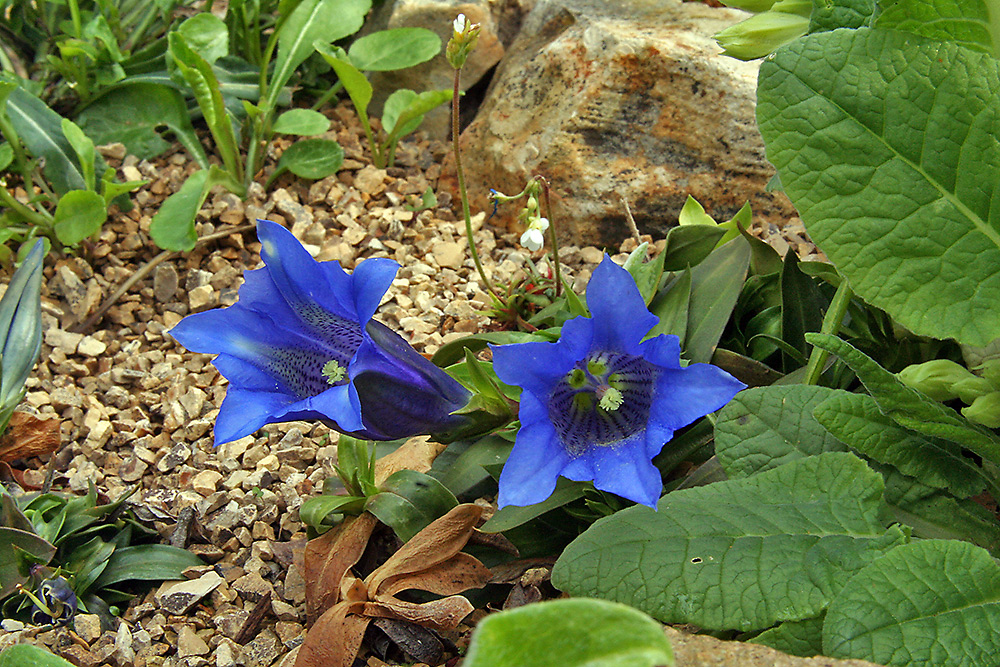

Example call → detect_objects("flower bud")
714 10 809 60
446 12 481 69
897 359 976 402
953 376 995 404
962 391 1000 429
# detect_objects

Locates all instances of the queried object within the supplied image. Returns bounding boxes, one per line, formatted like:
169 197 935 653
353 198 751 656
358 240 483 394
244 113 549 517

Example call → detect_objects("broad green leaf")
77 83 209 167
272 108 331 135
757 29 1000 345
714 384 848 478
813 391 987 498
276 138 344 180
149 169 210 251
683 236 751 363
0 645 76 667
463 598 674 667
168 32 242 181
552 452 907 631
807 334 1000 468
824 540 1000 667
60 119 95 191
5 87 104 195
660 224 726 271
808 0 875 32
751 616 824 657
876 0 997 55
92 544 205 590
177 13 229 64
623 243 666 305
348 27 441 71
300 494 366 528
885 481 1000 554
270 0 370 108
0 527 55 597
53 190 107 246
647 269 691 340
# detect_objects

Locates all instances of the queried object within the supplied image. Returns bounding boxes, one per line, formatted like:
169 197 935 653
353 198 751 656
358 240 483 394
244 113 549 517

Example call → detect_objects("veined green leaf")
813 391 988 498
552 453 907 631
876 0 997 55
463 598 674 667
824 540 1000 667
758 29 1000 345
177 13 229 64
272 108 331 135
751 616 824 657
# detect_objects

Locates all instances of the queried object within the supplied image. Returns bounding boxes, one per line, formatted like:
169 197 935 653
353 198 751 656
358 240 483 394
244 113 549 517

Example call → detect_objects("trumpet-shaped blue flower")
170 220 471 445
491 256 746 509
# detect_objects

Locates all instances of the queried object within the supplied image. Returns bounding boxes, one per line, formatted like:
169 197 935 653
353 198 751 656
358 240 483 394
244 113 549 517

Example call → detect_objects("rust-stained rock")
442 0 798 248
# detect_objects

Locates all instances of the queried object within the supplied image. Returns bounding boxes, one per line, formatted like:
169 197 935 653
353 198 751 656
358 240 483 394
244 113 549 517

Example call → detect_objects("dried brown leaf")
364 596 475 633
378 552 492 598
304 512 379 622
294 601 369 667
366 504 482 593
373 436 446 485
0 413 61 462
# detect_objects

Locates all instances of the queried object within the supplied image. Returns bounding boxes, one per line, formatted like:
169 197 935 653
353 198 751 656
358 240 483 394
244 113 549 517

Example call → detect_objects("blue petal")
299 384 365 433
650 364 746 431
351 257 400 324
560 434 662 507
497 392 571 508
213 388 300 444
638 333 683 370
586 256 657 352
490 316 593 397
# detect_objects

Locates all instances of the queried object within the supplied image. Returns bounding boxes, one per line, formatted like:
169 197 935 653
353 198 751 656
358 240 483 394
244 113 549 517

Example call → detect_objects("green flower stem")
310 81 344 111
537 176 561 297
0 186 52 227
803 278 854 385
452 68 499 300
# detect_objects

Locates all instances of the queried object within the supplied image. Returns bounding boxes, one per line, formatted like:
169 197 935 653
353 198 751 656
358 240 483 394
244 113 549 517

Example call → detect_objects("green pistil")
322 359 346 385
598 387 624 411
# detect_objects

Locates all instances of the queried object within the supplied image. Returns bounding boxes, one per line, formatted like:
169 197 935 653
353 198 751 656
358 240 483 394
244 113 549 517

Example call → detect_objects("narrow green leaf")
779 249 826 372
824 540 1000 667
317 48 372 128
813 392 988 498
431 434 514 498
0 143 13 172
60 119 95 191
366 470 457 542
758 29 1000 345
92 544 204 590
77 83 210 167
271 0 370 107
807 333 1000 467
683 236 751 363
660 225 726 271
463 598 674 667
481 478 588 533
623 244 665 305
276 138 344 180
5 87 106 195
552 453 907 631
53 190 107 246
0 527 55 598
647 269 691 340
714 384 849 478
876 0 996 55
348 27 441 71
272 108 331 135
149 169 210 251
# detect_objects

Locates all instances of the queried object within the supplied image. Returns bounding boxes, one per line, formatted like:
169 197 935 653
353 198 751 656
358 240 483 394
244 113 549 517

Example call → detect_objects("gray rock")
443 0 797 247
239 628 283 667
154 572 224 615
154 263 179 302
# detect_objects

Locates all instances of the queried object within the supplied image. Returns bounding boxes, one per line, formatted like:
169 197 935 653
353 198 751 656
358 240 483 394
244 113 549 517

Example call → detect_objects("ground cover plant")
1 0 1000 665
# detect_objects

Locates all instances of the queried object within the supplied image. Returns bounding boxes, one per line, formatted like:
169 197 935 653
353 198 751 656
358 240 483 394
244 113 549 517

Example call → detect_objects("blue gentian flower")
491 256 746 508
170 220 471 445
